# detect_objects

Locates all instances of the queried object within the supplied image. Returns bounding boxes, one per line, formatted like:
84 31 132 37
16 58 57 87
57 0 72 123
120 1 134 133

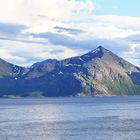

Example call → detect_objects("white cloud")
0 38 80 66
66 15 140 39
0 49 27 65
0 0 140 66
0 0 94 26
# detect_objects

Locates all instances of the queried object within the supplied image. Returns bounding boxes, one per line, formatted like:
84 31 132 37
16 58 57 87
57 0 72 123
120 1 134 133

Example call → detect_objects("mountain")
0 46 140 97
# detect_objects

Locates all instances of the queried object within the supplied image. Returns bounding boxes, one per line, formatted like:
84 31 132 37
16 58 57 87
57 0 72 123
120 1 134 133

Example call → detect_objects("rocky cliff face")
0 46 140 97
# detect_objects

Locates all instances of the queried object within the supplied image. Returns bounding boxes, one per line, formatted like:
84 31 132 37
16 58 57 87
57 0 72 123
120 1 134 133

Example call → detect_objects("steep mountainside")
0 58 22 77
0 46 140 97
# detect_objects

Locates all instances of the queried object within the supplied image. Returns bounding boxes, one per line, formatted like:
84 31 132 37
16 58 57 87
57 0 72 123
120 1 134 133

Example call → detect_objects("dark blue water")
0 96 140 140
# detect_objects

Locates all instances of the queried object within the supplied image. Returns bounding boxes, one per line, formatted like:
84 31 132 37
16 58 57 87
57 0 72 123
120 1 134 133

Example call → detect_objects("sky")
0 0 140 66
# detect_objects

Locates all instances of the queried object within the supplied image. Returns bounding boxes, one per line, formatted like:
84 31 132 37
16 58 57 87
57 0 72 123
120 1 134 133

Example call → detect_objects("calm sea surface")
0 96 140 140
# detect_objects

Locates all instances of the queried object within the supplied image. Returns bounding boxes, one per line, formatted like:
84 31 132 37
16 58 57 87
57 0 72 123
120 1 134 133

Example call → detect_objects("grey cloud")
126 34 140 43
0 36 48 45
31 32 130 54
50 50 64 54
135 47 140 52
54 26 84 35
0 23 27 35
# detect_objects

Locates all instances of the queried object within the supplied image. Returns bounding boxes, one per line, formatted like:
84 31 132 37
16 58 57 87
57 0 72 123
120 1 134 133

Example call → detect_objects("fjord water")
0 97 140 140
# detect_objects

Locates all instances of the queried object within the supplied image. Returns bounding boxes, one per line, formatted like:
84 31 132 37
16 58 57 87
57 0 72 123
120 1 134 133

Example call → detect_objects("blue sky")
0 0 140 66
94 0 140 17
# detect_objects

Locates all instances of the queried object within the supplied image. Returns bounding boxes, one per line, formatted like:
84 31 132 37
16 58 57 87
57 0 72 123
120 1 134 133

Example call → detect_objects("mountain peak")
97 46 104 49
91 46 108 53
83 46 107 58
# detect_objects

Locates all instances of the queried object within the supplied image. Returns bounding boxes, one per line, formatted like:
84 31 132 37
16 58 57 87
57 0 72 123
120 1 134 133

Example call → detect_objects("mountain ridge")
0 46 140 97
